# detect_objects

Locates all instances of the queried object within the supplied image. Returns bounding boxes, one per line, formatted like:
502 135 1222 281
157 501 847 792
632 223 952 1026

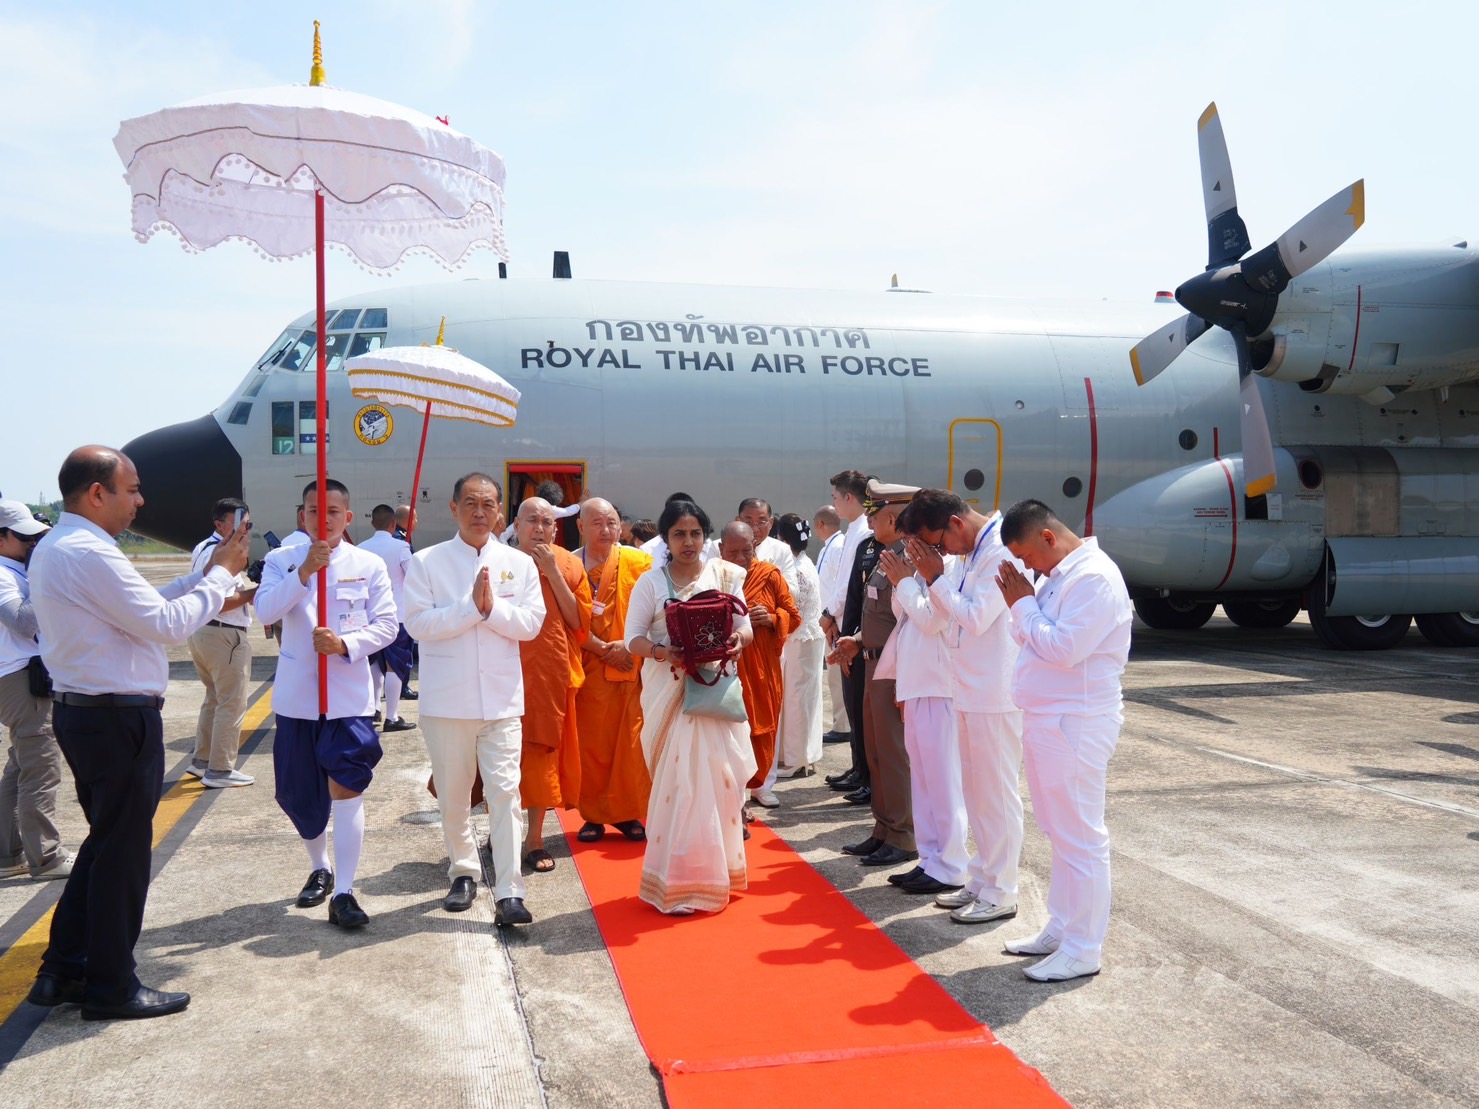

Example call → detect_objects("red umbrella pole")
406 400 433 542
315 189 329 715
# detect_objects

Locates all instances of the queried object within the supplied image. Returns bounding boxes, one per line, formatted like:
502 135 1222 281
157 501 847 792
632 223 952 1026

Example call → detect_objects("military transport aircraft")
123 104 1479 652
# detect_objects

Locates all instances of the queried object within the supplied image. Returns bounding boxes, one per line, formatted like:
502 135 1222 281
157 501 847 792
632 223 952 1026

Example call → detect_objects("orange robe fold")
736 560 799 789
519 546 592 810
574 545 654 825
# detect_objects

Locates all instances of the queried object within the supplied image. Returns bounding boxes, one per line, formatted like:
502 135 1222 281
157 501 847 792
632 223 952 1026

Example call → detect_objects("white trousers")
902 698 969 885
957 709 1024 906
421 716 525 901
822 661 849 734
777 636 825 771
1021 711 1118 962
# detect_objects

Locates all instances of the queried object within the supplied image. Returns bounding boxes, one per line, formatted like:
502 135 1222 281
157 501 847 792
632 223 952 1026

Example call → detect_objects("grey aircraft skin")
123 256 1479 653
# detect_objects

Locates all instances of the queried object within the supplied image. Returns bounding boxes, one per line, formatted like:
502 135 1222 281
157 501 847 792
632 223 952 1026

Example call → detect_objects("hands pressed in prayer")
473 566 494 616
996 561 1036 605
879 548 912 587
904 538 945 584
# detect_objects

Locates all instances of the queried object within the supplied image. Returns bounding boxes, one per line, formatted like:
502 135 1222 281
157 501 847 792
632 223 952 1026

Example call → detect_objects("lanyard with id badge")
949 517 998 648
335 577 370 634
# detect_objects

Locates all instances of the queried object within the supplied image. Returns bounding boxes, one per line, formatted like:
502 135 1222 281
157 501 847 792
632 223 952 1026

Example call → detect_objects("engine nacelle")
1255 247 1479 399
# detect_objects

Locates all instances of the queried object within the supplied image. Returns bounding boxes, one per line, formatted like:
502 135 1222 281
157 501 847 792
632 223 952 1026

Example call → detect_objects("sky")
2 0 1475 502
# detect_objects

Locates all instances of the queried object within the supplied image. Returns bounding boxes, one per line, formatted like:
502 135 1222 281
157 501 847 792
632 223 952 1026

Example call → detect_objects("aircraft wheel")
1415 611 1479 648
1308 608 1412 651
1133 596 1216 630
1222 599 1301 629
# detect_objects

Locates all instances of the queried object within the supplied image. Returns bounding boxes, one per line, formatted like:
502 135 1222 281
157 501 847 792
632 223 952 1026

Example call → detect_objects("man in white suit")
254 479 398 931
403 473 545 925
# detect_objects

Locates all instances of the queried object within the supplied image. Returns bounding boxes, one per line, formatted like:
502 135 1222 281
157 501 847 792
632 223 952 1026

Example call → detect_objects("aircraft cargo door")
949 418 1002 511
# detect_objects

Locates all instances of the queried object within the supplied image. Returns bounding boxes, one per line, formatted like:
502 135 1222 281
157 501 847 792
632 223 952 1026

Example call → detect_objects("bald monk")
573 498 654 842
718 522 799 808
515 498 592 872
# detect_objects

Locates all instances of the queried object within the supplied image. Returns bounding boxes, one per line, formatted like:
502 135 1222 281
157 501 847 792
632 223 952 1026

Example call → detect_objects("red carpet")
558 810 1067 1107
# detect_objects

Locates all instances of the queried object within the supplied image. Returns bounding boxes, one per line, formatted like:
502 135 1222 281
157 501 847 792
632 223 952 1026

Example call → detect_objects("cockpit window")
255 310 388 374
329 309 361 331
324 332 349 372
359 308 387 329
348 332 386 358
273 330 317 372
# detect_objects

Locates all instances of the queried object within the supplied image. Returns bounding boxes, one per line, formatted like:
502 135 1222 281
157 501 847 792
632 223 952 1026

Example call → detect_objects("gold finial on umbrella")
435 316 447 345
310 20 325 87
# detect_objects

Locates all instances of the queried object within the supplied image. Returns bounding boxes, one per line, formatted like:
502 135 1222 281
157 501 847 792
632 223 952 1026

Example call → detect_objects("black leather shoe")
81 985 190 1021
822 730 852 745
843 785 872 805
401 687 418 700
887 865 926 887
899 873 964 895
861 844 919 867
840 836 883 857
27 972 84 1007
296 868 333 907
828 771 862 791
328 892 370 929
824 768 853 785
445 876 477 912
495 897 533 927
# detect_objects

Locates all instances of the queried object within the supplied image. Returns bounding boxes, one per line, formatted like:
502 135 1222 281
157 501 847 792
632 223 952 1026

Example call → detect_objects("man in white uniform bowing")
996 499 1132 982
402 473 544 925
255 479 398 931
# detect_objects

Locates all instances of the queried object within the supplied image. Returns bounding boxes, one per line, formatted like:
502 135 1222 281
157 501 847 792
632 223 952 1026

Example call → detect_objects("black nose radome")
122 415 243 551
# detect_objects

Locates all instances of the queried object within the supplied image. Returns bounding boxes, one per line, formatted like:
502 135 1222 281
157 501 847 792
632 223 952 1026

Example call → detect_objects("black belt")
54 692 165 709
205 620 244 630
861 647 884 661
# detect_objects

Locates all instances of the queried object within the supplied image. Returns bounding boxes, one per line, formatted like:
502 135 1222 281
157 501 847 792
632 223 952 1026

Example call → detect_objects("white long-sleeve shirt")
255 541 398 719
822 515 872 620
0 556 39 678
29 512 234 697
402 534 545 721
927 514 1022 713
814 531 845 612
190 533 252 628
1009 537 1133 718
888 570 954 701
358 529 413 621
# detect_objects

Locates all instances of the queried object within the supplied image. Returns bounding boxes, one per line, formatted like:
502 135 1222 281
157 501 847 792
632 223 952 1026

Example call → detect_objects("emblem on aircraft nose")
354 404 393 446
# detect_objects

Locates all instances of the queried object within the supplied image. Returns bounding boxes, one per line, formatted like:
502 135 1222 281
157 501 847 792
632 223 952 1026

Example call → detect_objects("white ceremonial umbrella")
114 22 507 712
346 318 521 541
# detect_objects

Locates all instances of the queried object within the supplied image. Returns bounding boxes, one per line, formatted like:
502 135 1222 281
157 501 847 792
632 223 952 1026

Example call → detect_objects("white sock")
384 672 403 723
371 667 384 709
331 796 364 896
303 831 330 872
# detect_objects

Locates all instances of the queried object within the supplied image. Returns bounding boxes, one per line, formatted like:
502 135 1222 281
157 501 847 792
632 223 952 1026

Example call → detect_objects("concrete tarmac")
0 561 1475 1107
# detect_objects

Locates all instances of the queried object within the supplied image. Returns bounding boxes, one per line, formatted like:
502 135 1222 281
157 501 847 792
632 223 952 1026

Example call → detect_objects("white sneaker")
1023 947 1100 982
203 769 255 788
750 790 780 809
949 897 1018 924
184 761 208 778
32 852 76 881
1003 929 1061 957
934 888 976 910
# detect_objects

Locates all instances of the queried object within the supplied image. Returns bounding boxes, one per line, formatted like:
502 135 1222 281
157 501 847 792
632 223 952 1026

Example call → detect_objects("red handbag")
663 570 748 686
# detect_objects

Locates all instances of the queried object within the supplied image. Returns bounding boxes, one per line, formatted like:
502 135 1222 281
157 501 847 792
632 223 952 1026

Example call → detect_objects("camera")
246 558 266 584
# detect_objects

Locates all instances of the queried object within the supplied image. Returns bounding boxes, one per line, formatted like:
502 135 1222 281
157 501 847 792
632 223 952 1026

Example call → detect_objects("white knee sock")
331 796 365 896
384 672 403 723
371 667 384 708
303 831 330 872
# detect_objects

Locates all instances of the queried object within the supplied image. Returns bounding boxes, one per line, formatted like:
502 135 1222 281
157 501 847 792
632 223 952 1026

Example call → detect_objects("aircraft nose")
122 415 243 550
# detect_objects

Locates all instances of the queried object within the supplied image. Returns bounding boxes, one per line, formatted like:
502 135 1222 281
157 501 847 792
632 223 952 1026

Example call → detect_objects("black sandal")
613 820 647 842
576 822 605 842
524 848 556 872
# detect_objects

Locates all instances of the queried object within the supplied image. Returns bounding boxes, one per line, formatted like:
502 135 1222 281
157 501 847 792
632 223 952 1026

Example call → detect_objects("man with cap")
0 501 73 881
827 480 916 870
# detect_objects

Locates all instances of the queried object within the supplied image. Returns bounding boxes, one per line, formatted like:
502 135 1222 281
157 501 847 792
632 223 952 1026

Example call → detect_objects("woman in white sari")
626 500 756 914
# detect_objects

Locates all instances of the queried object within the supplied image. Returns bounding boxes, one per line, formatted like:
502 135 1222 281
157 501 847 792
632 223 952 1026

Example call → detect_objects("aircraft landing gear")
1222 599 1301 629
1415 611 1479 648
1308 607 1412 651
1133 596 1216 630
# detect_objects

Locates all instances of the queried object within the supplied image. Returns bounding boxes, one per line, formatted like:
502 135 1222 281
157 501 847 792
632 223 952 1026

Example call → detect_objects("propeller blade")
1198 103 1251 268
1130 312 1212 386
1230 327 1277 497
1241 180 1365 295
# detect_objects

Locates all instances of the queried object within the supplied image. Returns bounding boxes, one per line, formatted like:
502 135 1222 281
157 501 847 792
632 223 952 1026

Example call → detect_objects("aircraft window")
324 332 349 372
271 401 295 455
1178 429 1198 451
359 308 387 329
962 468 985 492
243 377 265 398
275 330 318 372
227 402 252 425
255 329 298 371
1062 476 1083 498
330 309 361 331
348 332 386 358
298 400 328 448
1299 460 1323 489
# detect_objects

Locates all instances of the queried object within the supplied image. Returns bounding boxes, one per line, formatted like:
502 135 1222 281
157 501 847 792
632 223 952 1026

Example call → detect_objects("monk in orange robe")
718 521 799 800
515 498 593 872
573 498 654 842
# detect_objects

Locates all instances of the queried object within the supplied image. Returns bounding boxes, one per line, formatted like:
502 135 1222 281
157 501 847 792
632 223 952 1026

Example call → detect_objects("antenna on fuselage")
498 262 507 279
553 251 571 279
